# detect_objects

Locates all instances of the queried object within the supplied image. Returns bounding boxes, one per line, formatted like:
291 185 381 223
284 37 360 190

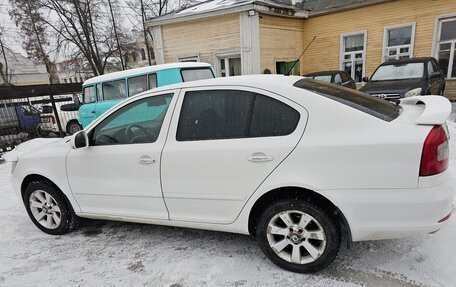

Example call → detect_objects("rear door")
161 86 307 224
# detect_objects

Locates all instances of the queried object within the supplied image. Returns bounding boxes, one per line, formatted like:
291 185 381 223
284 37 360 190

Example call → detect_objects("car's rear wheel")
256 200 341 273
23 181 74 235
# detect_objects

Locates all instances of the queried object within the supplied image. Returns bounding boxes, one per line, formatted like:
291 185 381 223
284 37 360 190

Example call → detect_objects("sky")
0 0 143 59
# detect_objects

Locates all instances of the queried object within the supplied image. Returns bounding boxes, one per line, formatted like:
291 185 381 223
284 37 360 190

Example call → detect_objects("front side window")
176 90 300 141
371 62 424 81
83 86 96 103
103 79 127 101
90 93 173 146
181 68 214 82
383 24 415 61
128 75 148 97
436 17 456 78
341 32 366 82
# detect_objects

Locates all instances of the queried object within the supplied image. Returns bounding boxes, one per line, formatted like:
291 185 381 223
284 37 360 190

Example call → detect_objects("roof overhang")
146 1 308 27
308 0 396 17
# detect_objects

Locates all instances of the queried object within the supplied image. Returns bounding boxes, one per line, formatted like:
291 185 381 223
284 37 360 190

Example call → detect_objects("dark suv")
360 57 445 100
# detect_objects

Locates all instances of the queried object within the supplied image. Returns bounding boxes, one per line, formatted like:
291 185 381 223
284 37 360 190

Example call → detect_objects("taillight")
420 125 449 176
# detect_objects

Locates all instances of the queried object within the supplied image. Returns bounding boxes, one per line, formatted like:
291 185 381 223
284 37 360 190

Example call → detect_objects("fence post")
50 94 65 137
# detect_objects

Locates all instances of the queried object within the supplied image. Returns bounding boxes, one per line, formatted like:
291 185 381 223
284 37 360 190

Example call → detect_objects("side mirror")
362 76 369 82
429 71 442 79
71 130 88 149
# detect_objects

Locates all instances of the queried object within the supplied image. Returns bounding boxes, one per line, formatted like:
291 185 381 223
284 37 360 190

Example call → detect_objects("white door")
161 87 307 224
66 91 177 219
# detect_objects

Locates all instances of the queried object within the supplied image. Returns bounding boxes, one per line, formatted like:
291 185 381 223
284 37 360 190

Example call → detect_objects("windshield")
293 78 401 122
313 75 332 83
371 63 424 81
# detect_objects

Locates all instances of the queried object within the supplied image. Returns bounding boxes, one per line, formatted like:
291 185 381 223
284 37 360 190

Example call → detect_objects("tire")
66 120 82 135
256 200 341 273
23 181 75 235
37 125 50 137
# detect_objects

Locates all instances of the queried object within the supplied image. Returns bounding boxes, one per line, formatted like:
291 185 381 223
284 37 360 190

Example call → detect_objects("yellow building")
147 0 456 98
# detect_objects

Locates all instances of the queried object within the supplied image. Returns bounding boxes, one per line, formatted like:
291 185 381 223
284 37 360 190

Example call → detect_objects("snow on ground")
1 123 456 287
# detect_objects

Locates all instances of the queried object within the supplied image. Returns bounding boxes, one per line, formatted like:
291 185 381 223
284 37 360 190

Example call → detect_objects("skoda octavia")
5 75 454 273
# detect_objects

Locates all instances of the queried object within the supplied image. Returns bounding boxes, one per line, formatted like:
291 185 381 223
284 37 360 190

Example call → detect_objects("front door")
67 91 177 219
161 87 307 224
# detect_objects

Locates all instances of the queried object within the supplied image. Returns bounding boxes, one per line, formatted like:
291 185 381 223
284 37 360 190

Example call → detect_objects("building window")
340 31 366 82
140 49 146 61
383 23 415 62
178 55 199 62
276 61 300 75
216 55 241 77
436 16 456 78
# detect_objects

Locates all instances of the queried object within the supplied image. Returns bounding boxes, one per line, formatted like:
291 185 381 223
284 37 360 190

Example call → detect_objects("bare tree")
41 0 127 76
0 28 12 86
9 0 58 83
107 0 125 70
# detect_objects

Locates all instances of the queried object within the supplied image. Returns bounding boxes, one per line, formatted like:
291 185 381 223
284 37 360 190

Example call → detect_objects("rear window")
181 68 214 82
293 79 400 122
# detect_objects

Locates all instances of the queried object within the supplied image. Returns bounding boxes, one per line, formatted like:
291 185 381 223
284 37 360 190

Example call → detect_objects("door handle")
91 110 96 114
138 156 155 165
248 152 274 162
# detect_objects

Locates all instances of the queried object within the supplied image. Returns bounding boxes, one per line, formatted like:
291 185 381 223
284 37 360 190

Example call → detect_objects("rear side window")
250 95 300 137
293 79 400 122
176 90 300 141
181 68 214 82
177 90 253 141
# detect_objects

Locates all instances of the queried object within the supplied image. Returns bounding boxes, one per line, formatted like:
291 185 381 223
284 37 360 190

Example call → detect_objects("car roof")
303 70 343 77
136 74 303 95
381 57 435 66
83 62 213 86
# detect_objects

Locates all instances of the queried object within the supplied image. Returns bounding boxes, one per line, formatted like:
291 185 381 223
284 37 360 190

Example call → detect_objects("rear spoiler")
400 96 451 125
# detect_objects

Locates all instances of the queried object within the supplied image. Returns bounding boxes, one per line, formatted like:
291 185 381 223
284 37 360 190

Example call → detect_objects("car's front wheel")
23 181 74 235
256 200 341 273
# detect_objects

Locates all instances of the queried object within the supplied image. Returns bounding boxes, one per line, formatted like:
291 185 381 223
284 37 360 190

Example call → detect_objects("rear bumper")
328 171 455 241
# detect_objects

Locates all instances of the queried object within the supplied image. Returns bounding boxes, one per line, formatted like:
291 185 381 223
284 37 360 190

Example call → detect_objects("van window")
83 86 96 103
128 75 148 97
181 68 214 82
103 79 127 100
149 74 157 89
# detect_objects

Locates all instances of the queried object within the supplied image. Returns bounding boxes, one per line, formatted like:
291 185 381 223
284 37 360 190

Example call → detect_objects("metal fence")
0 83 83 153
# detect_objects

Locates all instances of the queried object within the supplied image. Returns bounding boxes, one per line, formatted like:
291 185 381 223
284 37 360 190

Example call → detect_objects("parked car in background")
303 70 357 89
360 57 445 100
0 104 41 135
79 62 215 127
5 75 454 274
39 97 82 136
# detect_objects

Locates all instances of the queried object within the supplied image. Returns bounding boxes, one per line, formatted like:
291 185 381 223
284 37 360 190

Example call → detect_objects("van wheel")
66 120 82 135
256 200 341 273
23 181 74 235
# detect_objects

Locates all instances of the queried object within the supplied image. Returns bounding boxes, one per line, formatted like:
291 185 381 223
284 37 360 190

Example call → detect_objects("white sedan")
5 75 454 273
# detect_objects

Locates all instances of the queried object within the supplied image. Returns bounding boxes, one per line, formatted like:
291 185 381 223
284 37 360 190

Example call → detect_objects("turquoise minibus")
80 62 215 127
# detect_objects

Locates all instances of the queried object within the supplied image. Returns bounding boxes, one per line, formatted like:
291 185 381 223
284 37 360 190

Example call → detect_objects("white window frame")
214 50 241 77
340 30 367 82
177 55 200 62
382 22 416 62
432 14 456 79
